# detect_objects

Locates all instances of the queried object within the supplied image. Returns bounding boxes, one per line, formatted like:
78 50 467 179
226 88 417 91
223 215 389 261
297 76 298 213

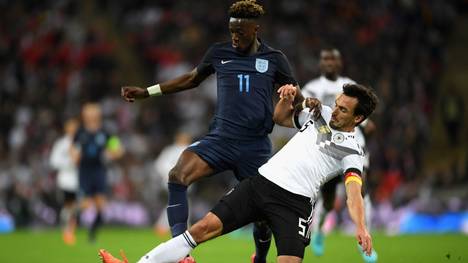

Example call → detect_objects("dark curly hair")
228 0 265 19
342 83 379 123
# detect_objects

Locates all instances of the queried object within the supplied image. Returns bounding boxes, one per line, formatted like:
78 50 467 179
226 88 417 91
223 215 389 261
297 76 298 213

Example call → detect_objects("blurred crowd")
0 0 467 230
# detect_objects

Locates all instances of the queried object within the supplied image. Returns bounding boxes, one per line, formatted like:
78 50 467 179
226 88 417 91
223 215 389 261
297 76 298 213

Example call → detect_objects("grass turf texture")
0 227 467 263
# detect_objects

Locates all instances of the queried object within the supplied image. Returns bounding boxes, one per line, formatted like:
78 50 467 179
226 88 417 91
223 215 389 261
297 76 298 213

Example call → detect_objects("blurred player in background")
70 103 124 243
99 83 377 263
302 48 378 262
49 117 79 245
120 1 300 262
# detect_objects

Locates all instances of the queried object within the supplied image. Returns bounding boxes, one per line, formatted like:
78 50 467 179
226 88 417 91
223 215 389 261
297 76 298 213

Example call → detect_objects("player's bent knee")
168 166 191 186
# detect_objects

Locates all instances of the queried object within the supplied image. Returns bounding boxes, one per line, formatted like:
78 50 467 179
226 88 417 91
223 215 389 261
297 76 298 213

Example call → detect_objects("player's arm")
344 169 372 256
121 68 209 102
273 85 322 128
273 85 295 128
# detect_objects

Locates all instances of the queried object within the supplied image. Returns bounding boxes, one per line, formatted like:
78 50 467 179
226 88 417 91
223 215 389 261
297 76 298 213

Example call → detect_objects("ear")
354 115 364 125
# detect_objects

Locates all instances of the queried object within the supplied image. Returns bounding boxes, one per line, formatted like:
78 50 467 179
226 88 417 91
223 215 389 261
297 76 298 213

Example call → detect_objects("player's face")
82 104 102 131
329 94 362 132
319 50 342 79
229 19 258 53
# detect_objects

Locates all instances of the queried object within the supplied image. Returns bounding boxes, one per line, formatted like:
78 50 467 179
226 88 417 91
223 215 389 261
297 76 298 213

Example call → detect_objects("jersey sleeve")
274 52 298 86
292 109 310 129
341 154 363 179
196 45 216 77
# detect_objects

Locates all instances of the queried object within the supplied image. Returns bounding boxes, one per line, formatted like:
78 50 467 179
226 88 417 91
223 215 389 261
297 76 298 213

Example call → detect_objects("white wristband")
147 84 162 96
301 99 307 110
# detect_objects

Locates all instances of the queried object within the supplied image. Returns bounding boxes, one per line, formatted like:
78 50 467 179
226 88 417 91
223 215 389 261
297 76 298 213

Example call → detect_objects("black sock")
89 211 102 242
253 222 272 263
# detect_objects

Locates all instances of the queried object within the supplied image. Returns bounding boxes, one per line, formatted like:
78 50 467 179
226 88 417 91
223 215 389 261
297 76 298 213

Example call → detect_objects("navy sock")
89 211 102 242
253 222 272 263
167 183 189 237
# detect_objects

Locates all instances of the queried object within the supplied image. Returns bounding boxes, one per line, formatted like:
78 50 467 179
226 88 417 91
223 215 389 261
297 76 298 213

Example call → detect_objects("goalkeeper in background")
70 102 124 243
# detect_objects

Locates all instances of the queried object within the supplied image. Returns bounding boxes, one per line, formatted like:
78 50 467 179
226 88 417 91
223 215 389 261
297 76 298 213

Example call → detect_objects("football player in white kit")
99 83 378 263
302 48 378 262
49 118 79 245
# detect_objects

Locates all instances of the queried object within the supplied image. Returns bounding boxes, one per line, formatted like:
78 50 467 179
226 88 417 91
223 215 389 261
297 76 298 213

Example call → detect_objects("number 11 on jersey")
237 74 250 93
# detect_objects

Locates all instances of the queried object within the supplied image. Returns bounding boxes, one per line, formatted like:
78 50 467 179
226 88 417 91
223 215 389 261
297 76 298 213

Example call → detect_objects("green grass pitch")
0 227 467 263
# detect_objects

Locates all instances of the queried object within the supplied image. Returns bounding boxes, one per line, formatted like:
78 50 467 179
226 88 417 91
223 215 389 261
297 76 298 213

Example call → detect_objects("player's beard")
329 120 339 130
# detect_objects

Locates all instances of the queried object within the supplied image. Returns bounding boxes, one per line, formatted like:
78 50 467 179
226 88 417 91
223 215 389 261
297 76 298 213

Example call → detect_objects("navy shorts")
186 134 271 181
79 167 107 196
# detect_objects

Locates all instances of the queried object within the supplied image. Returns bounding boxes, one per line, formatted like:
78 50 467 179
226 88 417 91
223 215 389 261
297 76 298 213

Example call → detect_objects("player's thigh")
168 150 215 185
235 137 271 180
211 177 261 234
184 134 239 175
263 179 312 258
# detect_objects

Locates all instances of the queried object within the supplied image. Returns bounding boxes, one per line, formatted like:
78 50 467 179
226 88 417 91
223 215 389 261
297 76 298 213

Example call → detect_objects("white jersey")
259 106 363 200
302 75 355 107
302 75 369 167
49 136 78 191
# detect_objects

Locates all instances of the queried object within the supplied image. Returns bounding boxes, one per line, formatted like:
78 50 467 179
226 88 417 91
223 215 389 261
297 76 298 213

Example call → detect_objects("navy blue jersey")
73 127 110 170
197 40 297 139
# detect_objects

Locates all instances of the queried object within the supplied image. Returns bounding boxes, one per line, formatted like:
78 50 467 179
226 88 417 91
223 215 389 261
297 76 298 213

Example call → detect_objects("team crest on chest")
332 133 345 144
255 58 268 73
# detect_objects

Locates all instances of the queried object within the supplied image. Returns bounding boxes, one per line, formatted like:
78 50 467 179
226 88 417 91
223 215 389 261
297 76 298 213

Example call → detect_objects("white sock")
137 231 197 263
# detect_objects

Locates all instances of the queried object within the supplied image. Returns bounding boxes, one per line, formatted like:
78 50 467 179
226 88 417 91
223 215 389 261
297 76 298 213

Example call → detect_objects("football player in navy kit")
71 103 124 243
118 1 299 263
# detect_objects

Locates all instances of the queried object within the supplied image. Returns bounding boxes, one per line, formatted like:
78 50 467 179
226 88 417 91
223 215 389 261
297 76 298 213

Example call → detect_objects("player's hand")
121 86 149 102
303 97 321 120
277 84 297 99
356 227 372 256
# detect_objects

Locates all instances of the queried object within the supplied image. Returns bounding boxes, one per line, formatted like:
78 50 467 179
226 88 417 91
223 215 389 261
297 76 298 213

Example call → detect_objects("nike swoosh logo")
221 60 233 64
167 204 182 208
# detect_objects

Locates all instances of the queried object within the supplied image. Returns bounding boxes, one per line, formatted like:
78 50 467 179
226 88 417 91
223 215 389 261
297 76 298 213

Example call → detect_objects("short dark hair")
320 47 341 57
228 0 265 19
342 83 378 122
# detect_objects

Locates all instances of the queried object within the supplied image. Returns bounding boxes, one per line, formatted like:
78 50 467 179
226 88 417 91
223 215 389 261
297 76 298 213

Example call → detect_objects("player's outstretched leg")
358 194 378 263
251 221 272 263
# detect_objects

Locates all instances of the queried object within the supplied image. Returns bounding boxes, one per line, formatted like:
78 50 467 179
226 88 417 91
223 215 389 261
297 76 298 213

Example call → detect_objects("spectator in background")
440 86 464 146
71 103 124 243
49 117 79 245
